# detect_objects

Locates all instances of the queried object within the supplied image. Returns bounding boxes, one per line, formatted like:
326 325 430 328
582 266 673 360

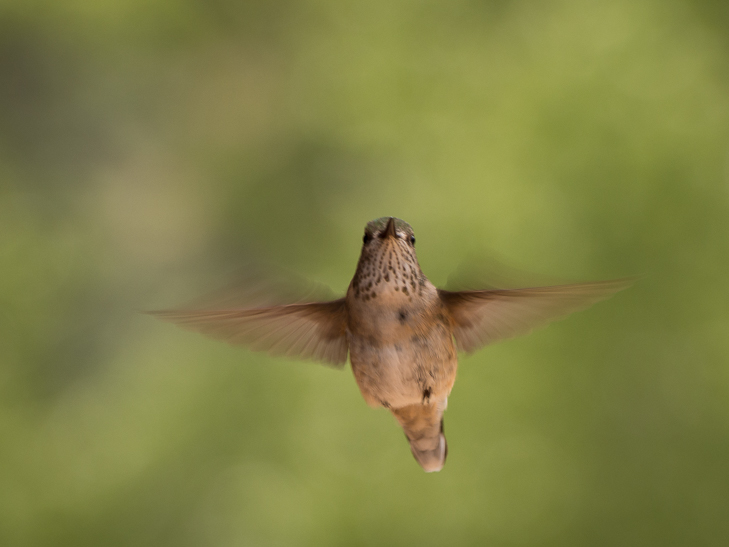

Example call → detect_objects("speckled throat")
350 217 427 302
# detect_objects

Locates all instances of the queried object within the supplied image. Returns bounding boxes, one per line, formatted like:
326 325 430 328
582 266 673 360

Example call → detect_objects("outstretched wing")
149 299 348 367
438 279 633 353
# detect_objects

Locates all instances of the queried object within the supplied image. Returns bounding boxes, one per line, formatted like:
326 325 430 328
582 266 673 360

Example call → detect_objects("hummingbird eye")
409 235 416 246
363 232 373 244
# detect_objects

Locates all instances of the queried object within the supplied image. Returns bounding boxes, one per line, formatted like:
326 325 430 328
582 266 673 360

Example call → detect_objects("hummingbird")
151 217 631 472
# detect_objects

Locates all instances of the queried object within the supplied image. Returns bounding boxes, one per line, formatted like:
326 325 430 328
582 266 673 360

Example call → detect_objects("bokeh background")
2 0 729 545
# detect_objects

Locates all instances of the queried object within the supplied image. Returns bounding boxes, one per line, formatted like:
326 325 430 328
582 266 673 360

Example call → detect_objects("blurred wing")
149 299 348 367
438 279 633 353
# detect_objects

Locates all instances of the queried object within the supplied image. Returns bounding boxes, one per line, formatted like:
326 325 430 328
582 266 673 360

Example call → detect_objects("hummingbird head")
351 217 426 301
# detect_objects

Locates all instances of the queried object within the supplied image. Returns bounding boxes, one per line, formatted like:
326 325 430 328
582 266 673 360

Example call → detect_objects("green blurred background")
2 0 729 545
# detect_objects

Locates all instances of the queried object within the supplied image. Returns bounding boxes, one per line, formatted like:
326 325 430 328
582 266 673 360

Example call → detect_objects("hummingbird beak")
380 217 397 239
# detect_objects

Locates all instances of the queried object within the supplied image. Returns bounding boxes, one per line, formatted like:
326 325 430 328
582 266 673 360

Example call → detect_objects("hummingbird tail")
391 402 448 473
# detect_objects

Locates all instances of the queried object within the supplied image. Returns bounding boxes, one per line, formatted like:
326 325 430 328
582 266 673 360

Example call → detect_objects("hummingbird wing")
149 299 348 367
437 278 633 353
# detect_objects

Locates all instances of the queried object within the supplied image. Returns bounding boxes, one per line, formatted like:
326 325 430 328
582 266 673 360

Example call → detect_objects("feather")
438 278 634 353
148 298 348 367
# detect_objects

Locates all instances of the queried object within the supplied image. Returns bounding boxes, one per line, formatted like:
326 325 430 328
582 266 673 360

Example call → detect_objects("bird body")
345 217 455 470
151 217 631 472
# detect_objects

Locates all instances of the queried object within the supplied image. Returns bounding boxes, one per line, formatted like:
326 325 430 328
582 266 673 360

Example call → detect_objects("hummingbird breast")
345 273 458 410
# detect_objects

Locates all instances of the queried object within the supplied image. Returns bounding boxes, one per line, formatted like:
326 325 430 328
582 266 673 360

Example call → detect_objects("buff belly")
347 331 458 409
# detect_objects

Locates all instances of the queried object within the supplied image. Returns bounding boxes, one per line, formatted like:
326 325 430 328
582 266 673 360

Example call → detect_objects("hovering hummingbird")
151 217 631 472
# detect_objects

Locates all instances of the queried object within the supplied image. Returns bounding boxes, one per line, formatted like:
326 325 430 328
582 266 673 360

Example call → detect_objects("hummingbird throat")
352 240 426 303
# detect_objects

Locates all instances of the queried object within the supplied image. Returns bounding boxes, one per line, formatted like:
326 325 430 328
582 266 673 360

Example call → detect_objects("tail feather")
391 402 448 472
